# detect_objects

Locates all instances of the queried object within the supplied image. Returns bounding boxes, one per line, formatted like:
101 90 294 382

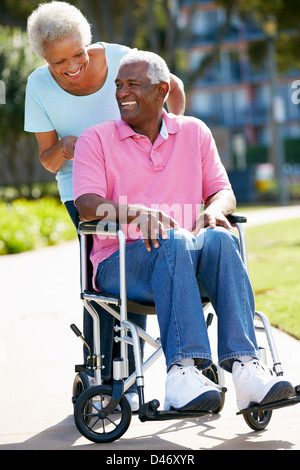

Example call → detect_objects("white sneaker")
164 364 222 412
125 392 139 412
232 359 295 411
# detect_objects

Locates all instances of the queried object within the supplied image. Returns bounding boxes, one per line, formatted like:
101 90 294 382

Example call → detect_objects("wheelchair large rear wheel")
72 371 90 406
74 385 131 443
243 409 272 431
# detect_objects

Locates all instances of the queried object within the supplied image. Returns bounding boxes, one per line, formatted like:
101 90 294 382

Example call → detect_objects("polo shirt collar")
116 109 181 141
161 109 181 135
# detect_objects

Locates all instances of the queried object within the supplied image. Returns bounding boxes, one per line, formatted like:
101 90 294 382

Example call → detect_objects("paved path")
242 204 300 227
0 206 299 451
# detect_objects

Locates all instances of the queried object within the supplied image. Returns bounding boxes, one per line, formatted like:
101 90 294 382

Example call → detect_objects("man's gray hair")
120 50 170 86
27 1 92 59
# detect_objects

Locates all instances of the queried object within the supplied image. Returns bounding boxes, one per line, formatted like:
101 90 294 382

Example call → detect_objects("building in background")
180 0 300 183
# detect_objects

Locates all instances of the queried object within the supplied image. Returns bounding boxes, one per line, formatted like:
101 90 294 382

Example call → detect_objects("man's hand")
128 205 179 252
75 196 180 251
191 209 235 236
191 190 236 236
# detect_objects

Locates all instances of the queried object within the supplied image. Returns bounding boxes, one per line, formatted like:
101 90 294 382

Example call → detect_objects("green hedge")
0 197 76 255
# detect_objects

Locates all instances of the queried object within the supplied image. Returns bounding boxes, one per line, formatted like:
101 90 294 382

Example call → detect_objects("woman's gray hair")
27 1 92 58
120 50 170 86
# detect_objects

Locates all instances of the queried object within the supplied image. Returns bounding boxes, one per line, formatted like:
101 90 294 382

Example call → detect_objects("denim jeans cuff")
219 350 259 373
167 353 212 372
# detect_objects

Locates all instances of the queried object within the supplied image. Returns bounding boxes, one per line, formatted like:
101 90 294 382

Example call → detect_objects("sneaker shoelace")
238 359 269 383
173 365 209 387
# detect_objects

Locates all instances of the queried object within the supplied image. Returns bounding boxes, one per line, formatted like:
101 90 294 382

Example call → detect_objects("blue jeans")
64 201 146 386
96 227 259 373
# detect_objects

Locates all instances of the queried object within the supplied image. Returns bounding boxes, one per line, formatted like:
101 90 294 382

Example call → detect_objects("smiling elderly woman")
24 1 186 412
27 2 92 60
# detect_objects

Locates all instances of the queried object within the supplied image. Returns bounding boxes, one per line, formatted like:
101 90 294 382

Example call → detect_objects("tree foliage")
217 0 300 72
1 0 300 80
1 0 300 188
0 26 50 187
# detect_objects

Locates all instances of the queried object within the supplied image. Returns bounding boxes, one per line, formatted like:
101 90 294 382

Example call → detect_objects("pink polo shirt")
73 110 232 279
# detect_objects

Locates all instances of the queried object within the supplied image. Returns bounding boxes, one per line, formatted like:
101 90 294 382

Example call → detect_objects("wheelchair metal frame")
71 214 300 442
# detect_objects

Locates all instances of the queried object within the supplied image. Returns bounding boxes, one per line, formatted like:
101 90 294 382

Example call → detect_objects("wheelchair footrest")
237 385 300 416
139 399 211 422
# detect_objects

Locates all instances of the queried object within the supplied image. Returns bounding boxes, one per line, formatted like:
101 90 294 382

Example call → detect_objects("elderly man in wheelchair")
72 50 298 442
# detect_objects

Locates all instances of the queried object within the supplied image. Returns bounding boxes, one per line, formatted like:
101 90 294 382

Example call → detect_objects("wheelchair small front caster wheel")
243 409 272 431
74 385 131 443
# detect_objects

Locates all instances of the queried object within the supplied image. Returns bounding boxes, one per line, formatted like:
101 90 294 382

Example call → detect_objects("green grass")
0 197 76 255
246 219 300 340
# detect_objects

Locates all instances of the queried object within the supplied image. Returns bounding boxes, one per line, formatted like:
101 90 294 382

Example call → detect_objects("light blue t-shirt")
25 43 132 202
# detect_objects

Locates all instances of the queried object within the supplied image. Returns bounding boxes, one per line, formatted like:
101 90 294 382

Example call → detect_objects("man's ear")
157 82 169 102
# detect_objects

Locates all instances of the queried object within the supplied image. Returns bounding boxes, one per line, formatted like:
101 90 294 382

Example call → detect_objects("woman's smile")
65 66 83 79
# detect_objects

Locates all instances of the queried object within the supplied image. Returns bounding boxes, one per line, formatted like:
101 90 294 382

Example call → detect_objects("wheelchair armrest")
226 213 247 224
77 213 246 236
78 219 120 236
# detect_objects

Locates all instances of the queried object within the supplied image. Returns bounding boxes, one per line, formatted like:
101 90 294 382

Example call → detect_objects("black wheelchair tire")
243 409 273 431
72 372 90 405
74 385 132 443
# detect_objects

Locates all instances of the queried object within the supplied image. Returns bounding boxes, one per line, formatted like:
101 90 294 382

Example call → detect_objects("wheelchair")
70 213 300 443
